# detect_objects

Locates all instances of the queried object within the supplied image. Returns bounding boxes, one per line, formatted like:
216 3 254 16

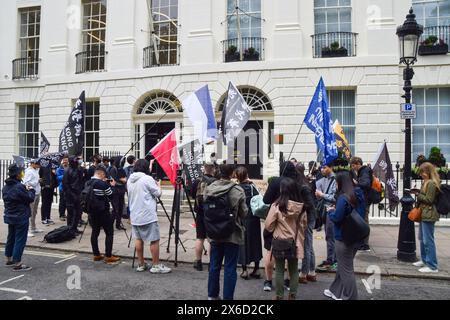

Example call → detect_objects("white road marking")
17 296 32 300
0 275 24 286
54 254 77 265
0 287 28 294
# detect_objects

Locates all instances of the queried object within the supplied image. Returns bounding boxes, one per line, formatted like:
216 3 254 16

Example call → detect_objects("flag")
220 82 252 145
179 139 204 188
12 155 27 167
333 120 352 160
372 142 400 211
304 77 338 165
149 129 179 185
183 85 217 145
40 131 50 156
37 152 66 169
59 91 85 156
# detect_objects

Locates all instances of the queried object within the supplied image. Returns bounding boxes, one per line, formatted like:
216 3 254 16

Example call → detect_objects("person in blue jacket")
56 156 69 221
323 171 366 300
3 163 36 271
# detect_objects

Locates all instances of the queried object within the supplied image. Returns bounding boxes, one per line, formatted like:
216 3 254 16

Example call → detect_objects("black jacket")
2 178 35 225
62 167 85 206
39 167 57 190
299 184 317 223
90 178 113 213
356 165 373 200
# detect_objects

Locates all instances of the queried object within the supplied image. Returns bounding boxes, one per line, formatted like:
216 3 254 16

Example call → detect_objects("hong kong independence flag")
149 129 180 185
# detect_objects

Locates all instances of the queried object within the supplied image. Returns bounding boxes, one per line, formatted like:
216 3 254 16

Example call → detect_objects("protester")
324 171 365 300
315 163 337 272
56 157 69 221
86 166 121 265
235 166 263 280
23 159 42 237
39 165 57 225
411 162 441 273
265 177 307 300
191 163 216 271
350 156 372 251
124 155 136 179
3 164 36 271
86 154 102 181
109 156 127 230
102 156 111 173
127 159 171 274
205 164 247 300
63 156 85 234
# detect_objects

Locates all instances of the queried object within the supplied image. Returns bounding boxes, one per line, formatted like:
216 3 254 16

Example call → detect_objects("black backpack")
436 185 450 215
44 226 76 243
203 186 237 240
80 179 105 213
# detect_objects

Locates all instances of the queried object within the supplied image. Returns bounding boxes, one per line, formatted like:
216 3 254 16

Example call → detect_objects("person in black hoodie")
39 166 57 225
3 164 36 271
63 156 85 234
108 156 127 230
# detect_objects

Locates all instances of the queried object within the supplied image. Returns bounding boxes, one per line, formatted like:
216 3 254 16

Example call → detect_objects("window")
16 7 40 77
137 90 182 114
84 101 100 161
328 90 356 154
314 0 352 34
413 0 450 27
18 104 39 158
412 88 450 161
218 87 273 112
227 0 261 39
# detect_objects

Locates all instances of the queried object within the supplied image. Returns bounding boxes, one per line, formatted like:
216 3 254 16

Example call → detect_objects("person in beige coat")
265 177 307 300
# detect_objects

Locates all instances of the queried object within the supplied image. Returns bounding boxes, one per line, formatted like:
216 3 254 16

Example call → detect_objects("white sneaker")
150 263 172 274
31 229 44 234
136 263 149 272
27 232 35 238
413 261 424 267
418 266 438 273
208 296 221 300
323 289 342 300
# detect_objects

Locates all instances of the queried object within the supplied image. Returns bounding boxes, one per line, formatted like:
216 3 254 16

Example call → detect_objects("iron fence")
311 32 358 58
12 57 40 80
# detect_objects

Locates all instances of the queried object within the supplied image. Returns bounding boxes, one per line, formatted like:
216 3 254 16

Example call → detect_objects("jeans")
59 189 67 218
5 222 29 263
419 221 438 270
325 215 336 263
89 212 114 257
208 242 239 300
29 194 40 230
275 258 298 298
67 202 81 231
301 214 316 274
41 188 54 221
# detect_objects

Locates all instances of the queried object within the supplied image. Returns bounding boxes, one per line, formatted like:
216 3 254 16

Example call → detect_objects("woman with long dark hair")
324 171 365 300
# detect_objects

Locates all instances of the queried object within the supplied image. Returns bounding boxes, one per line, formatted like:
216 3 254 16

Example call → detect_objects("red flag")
149 129 179 185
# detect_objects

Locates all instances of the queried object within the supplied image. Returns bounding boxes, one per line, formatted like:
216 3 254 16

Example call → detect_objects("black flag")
40 131 50 156
373 142 400 211
179 139 204 188
37 152 66 169
59 91 85 156
12 155 27 167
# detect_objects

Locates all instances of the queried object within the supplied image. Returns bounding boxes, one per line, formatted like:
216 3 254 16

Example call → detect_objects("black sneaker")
284 279 290 291
46 219 55 225
359 244 371 252
12 264 32 272
5 261 15 267
263 280 272 292
42 220 50 225
316 260 332 272
193 260 203 271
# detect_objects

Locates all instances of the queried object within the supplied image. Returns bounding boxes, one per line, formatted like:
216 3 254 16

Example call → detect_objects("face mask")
19 171 25 180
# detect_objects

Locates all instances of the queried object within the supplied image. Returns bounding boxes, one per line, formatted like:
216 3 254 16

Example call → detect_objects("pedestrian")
315 163 337 272
39 165 57 225
265 177 307 300
204 164 247 300
85 154 102 181
411 162 441 273
235 166 263 280
191 163 216 271
3 164 36 271
127 159 171 274
56 156 69 221
63 156 85 234
102 156 111 173
295 163 318 284
324 171 365 300
124 155 136 179
350 156 372 251
23 159 42 237
109 156 127 230
86 166 121 265
262 161 298 292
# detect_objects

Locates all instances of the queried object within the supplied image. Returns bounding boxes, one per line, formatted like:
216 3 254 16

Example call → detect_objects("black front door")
145 122 175 181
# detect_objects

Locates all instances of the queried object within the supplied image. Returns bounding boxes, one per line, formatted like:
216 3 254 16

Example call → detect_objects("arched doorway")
133 90 182 180
216 86 274 179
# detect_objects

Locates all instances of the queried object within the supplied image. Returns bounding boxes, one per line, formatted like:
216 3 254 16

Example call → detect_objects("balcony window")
18 104 39 158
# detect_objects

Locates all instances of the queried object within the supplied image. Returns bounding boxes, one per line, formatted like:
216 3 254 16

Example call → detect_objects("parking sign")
400 103 416 119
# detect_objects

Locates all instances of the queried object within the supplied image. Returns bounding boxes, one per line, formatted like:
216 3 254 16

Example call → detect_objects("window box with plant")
321 41 348 58
225 45 240 62
418 35 449 55
413 147 449 179
243 47 260 61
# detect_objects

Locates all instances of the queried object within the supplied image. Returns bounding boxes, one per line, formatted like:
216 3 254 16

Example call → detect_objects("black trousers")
67 202 81 231
111 192 125 227
89 212 114 257
59 189 67 218
41 188 54 221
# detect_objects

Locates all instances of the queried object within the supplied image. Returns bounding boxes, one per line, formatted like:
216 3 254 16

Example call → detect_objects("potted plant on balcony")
418 35 449 55
243 47 260 61
321 41 348 58
225 45 240 62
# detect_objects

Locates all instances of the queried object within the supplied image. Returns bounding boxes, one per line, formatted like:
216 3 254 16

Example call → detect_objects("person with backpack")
410 162 441 273
3 164 36 271
235 166 263 280
191 162 216 271
63 156 85 234
324 171 365 300
127 159 171 274
85 166 121 265
350 157 373 251
108 156 127 231
204 164 247 300
264 177 307 300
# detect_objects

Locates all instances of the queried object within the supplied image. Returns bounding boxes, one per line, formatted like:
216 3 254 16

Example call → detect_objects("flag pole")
281 121 305 176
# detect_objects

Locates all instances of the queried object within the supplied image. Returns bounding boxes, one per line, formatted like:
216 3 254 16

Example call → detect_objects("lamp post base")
397 193 416 262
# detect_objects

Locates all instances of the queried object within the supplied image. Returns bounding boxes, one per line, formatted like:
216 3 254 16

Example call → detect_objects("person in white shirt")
23 159 42 237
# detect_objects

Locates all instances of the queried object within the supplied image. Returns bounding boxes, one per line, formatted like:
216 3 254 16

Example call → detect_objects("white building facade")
0 0 449 180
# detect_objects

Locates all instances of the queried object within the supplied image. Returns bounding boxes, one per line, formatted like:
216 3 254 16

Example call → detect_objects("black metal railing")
221 37 266 62
12 58 40 80
143 44 180 68
419 25 450 52
75 50 107 74
312 32 358 58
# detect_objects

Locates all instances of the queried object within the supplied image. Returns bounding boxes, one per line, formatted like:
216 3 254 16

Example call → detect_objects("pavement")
1 205 449 281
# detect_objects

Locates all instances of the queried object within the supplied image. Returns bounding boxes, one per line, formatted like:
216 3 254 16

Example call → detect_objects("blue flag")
304 77 338 165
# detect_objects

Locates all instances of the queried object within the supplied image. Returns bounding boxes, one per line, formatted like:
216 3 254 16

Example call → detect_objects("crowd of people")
2 152 442 299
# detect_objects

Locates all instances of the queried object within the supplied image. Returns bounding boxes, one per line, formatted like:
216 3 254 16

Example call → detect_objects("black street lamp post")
396 8 423 262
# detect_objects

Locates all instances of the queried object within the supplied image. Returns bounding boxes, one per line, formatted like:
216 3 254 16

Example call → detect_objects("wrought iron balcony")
143 44 180 68
312 32 358 58
419 26 449 55
12 58 40 80
221 37 266 62
75 50 107 74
